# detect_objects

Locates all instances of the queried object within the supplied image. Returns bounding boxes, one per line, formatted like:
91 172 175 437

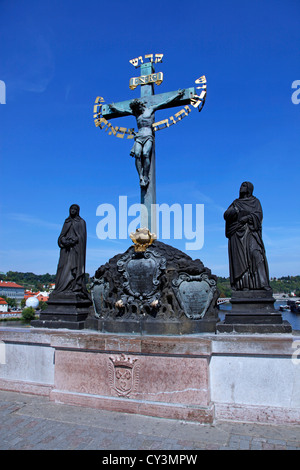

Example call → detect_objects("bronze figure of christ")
109 89 184 188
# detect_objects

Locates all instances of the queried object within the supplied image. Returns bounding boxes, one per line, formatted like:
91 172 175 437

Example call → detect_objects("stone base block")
90 241 219 335
230 289 276 314
223 312 283 324
214 402 300 425
31 293 92 330
49 331 213 423
0 378 52 396
85 316 218 335
216 320 292 334
1 328 299 426
50 390 214 424
31 319 87 330
217 289 292 334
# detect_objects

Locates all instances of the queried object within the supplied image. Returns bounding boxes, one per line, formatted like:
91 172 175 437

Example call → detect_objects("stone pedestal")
88 241 220 335
86 315 217 335
31 292 92 330
50 332 214 424
1 328 299 425
217 290 292 334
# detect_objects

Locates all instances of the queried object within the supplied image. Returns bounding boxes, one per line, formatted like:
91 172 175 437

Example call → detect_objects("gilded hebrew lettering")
108 125 117 136
145 53 153 62
116 127 127 138
129 58 139 67
174 109 188 120
153 118 169 131
95 117 108 129
130 53 163 67
195 76 206 84
155 53 163 63
190 94 202 107
94 62 207 140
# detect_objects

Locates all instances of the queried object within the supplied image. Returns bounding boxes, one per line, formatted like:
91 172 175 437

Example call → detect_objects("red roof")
0 281 24 288
24 292 38 299
0 297 8 305
37 294 49 302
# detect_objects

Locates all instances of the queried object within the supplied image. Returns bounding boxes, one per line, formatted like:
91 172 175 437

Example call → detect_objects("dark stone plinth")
216 289 292 334
31 292 92 330
230 289 276 313
216 320 292 334
85 316 217 335
88 241 220 335
223 312 283 324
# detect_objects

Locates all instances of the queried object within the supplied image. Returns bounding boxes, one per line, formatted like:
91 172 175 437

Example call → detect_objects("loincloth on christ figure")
130 134 154 158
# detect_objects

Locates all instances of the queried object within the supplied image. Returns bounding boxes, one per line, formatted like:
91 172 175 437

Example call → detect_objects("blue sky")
0 0 299 278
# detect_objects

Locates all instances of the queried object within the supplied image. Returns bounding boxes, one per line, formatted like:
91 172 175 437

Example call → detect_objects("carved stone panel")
126 257 157 296
108 354 140 398
91 278 109 318
172 273 217 319
117 250 166 303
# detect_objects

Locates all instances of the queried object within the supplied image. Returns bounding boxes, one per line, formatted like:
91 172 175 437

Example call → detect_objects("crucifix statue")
94 54 207 233
109 88 184 189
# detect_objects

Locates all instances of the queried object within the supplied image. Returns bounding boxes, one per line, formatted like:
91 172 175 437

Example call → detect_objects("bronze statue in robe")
54 204 90 299
224 182 271 291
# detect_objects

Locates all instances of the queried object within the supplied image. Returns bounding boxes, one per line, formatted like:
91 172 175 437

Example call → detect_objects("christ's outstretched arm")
109 102 133 115
153 89 185 111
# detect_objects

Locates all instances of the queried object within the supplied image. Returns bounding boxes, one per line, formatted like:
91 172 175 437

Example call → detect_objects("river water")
219 300 300 331
1 302 299 331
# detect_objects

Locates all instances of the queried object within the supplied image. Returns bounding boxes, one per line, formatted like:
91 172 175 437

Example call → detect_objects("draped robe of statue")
54 205 89 298
224 183 271 291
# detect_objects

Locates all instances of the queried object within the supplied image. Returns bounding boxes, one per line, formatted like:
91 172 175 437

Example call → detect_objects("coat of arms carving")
108 354 140 398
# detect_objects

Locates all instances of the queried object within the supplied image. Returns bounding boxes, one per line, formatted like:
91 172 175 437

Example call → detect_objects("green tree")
21 307 36 323
2 296 17 308
39 301 48 311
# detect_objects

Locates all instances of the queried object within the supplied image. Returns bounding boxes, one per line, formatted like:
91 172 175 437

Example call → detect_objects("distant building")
36 292 49 302
24 290 38 300
24 290 49 303
0 281 24 306
0 297 8 313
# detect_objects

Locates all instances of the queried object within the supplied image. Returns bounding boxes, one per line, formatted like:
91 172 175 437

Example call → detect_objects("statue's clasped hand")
63 237 78 248
240 215 251 224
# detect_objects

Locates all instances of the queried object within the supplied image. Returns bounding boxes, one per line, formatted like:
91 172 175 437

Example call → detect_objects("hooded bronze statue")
224 182 271 291
54 204 89 298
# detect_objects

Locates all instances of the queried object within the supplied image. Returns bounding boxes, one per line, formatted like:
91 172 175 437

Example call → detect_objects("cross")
99 56 202 233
